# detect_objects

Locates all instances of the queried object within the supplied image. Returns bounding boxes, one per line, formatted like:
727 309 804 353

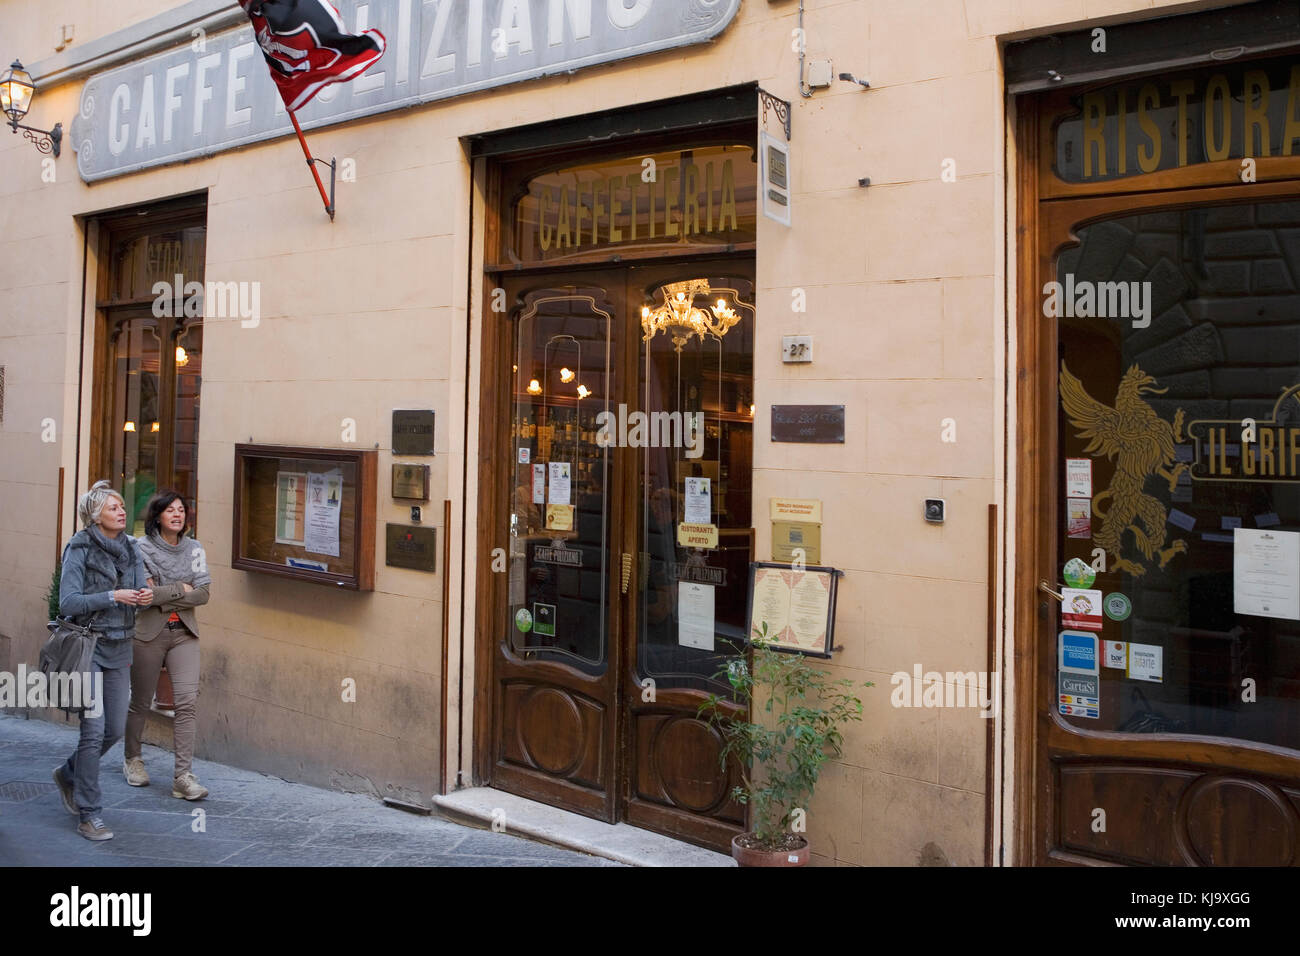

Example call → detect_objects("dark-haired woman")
123 491 211 800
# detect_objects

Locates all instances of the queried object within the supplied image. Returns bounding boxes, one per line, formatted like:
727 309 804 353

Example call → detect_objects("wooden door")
1027 176 1300 865
485 260 753 848
488 270 630 822
619 260 751 848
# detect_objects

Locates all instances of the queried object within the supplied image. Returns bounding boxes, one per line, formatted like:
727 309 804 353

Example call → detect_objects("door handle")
621 552 632 595
1038 580 1064 602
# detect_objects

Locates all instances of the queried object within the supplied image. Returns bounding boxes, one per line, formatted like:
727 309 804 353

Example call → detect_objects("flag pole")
287 108 336 221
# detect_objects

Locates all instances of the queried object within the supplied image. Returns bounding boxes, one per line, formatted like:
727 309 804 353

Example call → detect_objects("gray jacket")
58 527 147 642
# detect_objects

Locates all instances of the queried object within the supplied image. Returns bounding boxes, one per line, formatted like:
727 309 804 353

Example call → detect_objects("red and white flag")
239 0 386 112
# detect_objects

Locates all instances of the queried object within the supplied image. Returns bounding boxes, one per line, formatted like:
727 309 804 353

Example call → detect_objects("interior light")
175 346 189 366
151 422 160 432
123 421 136 432
560 367 575 383
527 379 542 395
576 385 592 399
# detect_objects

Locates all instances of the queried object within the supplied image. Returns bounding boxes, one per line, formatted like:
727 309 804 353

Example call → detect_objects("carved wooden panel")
1056 760 1300 866
500 681 606 790
631 712 743 824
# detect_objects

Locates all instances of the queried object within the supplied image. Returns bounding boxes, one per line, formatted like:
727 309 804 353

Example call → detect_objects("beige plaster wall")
0 0 1234 857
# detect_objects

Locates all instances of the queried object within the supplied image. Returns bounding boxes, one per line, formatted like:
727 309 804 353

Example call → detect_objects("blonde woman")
51 480 152 841
123 490 210 800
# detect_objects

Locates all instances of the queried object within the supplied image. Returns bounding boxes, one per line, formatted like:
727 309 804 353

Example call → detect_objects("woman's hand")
113 589 144 606
181 582 194 593
136 587 154 606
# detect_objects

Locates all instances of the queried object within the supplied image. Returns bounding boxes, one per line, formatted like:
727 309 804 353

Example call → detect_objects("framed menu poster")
745 561 843 658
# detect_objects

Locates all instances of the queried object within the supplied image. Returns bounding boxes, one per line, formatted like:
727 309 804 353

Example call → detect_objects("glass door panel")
1055 199 1300 750
111 319 162 535
173 322 202 531
634 272 755 693
508 286 616 675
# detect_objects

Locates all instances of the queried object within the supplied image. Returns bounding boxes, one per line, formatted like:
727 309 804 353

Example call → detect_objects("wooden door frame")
466 135 759 841
471 128 759 795
1012 90 1300 866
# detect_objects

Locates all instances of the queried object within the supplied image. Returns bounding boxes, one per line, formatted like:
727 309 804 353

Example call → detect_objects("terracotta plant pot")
731 834 810 867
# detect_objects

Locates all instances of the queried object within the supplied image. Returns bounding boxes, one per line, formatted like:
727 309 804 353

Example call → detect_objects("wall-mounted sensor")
924 499 945 523
839 72 870 89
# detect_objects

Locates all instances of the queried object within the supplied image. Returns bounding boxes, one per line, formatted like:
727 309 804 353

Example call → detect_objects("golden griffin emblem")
1059 362 1188 576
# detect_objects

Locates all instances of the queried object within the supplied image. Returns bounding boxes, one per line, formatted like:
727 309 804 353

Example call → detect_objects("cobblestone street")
0 713 619 867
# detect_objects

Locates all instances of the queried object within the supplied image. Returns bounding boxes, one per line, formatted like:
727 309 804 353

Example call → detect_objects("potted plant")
700 622 870 867
46 562 60 621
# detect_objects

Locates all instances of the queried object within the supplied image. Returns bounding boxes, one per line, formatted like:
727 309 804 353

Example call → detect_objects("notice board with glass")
232 444 376 590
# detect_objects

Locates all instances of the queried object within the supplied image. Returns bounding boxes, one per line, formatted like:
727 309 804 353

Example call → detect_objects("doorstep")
434 788 735 867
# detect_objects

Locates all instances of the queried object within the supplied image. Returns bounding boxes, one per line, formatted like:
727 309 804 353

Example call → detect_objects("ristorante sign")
70 0 742 183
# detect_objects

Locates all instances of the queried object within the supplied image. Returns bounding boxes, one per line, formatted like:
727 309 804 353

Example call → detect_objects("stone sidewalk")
0 713 619 867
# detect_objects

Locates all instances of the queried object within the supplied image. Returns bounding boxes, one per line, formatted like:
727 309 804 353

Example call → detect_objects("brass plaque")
392 409 435 455
391 463 430 501
385 524 437 572
771 405 845 443
772 521 821 564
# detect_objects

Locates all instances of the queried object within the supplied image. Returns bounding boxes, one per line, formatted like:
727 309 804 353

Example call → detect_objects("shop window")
92 198 206 535
1055 198 1300 750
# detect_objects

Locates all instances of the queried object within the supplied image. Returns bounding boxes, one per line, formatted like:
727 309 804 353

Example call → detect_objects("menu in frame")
747 562 841 658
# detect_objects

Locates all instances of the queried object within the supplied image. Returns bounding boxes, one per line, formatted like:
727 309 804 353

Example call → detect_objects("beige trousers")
124 626 200 778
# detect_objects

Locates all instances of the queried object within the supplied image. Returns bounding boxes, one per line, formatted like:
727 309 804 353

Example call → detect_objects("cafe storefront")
9 0 1300 866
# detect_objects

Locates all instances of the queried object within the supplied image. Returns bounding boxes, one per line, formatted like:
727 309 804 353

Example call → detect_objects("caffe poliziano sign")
70 0 742 183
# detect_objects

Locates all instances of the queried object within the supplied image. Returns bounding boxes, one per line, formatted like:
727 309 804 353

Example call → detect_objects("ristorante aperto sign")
70 0 742 183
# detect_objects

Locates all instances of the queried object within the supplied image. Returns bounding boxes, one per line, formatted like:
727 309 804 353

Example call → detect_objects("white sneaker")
123 757 149 787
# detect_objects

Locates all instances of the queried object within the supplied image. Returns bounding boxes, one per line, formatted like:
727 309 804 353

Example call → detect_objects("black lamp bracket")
757 88 791 141
9 118 60 157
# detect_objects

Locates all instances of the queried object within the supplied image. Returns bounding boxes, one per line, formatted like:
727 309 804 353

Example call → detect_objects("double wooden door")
481 257 755 849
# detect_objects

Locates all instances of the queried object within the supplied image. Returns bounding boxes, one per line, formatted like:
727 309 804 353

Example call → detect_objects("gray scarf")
138 532 210 589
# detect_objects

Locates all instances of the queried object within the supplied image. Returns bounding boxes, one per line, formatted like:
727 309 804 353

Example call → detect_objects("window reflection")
1056 200 1300 750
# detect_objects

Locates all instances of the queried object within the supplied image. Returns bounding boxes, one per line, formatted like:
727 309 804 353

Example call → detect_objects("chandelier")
641 279 740 353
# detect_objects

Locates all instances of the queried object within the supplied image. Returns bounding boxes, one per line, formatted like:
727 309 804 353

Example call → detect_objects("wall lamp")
1 60 62 157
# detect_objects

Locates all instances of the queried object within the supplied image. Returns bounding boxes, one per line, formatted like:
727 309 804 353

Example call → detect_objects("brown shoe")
123 757 149 787
52 766 77 816
172 772 208 801
77 816 114 841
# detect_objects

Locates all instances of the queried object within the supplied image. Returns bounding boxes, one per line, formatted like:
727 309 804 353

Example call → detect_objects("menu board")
746 561 842 658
